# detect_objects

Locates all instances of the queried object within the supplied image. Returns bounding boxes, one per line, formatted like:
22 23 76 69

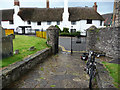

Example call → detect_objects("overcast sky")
0 0 115 15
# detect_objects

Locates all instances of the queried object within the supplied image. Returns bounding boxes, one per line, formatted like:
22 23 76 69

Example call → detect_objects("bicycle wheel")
89 67 94 90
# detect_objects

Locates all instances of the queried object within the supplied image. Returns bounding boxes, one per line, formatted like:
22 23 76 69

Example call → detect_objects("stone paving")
7 51 90 88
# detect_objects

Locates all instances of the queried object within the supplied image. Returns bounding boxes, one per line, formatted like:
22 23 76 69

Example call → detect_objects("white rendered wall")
1 21 14 29
1 19 104 35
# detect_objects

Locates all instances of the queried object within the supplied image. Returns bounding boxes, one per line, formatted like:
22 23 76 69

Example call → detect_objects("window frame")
57 21 60 25
37 22 41 25
27 21 31 25
47 21 51 25
9 20 14 24
87 19 92 24
71 21 76 25
100 20 102 26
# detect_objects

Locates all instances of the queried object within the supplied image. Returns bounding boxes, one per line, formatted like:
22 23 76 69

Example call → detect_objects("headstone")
9 34 15 39
14 50 19 55
0 26 13 59
47 26 59 54
29 46 36 51
0 26 5 38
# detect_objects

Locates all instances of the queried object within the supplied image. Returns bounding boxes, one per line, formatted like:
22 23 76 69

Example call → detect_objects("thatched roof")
69 7 104 21
18 7 104 21
0 9 14 21
1 7 104 22
102 13 113 26
18 8 63 22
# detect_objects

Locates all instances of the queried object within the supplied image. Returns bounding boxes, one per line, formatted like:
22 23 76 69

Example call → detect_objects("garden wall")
1 48 52 89
87 26 120 60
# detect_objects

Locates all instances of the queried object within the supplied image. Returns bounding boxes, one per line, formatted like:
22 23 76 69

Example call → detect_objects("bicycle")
82 51 97 89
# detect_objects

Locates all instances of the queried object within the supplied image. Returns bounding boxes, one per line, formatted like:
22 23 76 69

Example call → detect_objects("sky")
0 0 115 15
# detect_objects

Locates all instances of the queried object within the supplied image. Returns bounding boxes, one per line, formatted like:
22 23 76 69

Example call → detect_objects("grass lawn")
102 62 120 88
0 35 48 68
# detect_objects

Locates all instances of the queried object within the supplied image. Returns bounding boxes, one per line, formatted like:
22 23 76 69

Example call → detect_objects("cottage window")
71 21 76 25
9 20 14 24
87 19 92 24
47 21 51 25
57 21 60 25
71 29 76 33
27 21 31 25
100 20 102 26
37 22 41 25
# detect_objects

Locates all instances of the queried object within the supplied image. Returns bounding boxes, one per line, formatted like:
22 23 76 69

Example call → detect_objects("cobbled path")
7 51 89 88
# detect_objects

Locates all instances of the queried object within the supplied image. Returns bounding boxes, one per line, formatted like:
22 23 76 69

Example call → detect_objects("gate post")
47 26 59 55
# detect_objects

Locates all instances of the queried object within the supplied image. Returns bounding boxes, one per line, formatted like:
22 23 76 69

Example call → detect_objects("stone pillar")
47 26 59 55
86 26 98 51
112 1 120 27
0 26 13 59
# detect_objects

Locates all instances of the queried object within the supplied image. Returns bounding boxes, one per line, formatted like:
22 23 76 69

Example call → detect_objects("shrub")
55 25 62 33
63 27 69 33
59 31 81 37
59 32 71 36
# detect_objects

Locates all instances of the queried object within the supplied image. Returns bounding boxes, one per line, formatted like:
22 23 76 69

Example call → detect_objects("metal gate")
59 36 87 53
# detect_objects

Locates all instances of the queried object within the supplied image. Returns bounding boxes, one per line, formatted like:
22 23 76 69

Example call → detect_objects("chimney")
14 0 20 6
93 2 97 12
47 0 49 8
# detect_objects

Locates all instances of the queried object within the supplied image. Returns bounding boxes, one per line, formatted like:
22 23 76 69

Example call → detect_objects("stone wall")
1 48 52 89
96 62 115 88
47 26 59 55
87 26 120 60
0 36 13 59
112 1 120 27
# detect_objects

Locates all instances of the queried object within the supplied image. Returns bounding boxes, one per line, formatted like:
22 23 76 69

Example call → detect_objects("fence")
5 29 14 36
36 30 47 39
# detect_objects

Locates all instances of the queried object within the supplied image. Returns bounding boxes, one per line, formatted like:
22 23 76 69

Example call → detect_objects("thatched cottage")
1 0 104 35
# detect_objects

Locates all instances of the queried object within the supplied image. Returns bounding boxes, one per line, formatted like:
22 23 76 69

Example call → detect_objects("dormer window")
9 20 14 24
27 21 31 25
71 21 76 25
87 19 92 24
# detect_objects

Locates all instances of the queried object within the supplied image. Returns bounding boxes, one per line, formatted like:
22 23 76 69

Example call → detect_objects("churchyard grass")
0 35 48 67
102 62 120 88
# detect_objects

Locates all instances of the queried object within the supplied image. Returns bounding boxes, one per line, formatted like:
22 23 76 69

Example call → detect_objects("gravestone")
47 26 59 54
0 26 5 38
0 26 13 59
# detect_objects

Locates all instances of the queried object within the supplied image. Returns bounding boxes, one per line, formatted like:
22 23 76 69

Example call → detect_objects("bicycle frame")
85 51 97 89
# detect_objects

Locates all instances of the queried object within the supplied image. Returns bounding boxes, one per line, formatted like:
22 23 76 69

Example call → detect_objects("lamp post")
71 26 73 54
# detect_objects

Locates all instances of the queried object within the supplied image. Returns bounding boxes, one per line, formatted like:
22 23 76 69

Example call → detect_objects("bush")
55 25 62 33
59 32 71 36
59 31 81 37
63 28 69 33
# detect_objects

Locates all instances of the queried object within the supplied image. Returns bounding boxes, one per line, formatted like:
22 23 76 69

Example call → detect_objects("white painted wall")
1 21 14 29
1 19 104 35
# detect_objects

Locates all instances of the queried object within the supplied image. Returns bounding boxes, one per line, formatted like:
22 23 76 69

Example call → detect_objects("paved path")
7 51 89 88
59 37 86 52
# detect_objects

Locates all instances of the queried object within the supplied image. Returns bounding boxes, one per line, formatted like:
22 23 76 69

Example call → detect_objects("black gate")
71 36 86 52
59 36 86 53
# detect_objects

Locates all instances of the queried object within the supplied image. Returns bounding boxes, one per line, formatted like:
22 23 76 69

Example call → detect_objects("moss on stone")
97 37 100 41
